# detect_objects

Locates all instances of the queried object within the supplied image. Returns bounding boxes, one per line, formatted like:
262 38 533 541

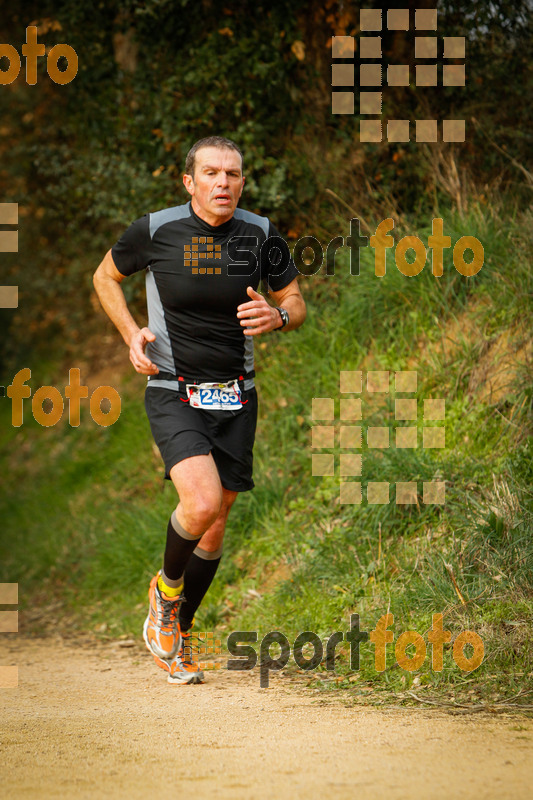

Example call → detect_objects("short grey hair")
184 136 243 178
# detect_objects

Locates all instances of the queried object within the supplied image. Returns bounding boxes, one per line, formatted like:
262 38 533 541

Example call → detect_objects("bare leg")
198 487 238 551
178 487 239 629
169 453 224 534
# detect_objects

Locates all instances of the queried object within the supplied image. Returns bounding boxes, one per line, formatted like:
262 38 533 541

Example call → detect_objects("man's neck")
190 198 235 227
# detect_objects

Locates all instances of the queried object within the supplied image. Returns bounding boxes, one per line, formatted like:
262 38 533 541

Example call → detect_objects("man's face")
183 146 245 226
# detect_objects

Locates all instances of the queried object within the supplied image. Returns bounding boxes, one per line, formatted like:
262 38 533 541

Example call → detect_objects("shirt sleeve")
111 214 152 276
261 221 300 292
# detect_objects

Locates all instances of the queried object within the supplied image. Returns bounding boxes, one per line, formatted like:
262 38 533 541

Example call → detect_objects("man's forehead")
195 146 242 172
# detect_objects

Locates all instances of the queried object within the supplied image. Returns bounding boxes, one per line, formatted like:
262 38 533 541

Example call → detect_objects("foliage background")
1 0 531 368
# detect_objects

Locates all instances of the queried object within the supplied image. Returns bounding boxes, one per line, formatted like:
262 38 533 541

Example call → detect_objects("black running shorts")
144 385 258 491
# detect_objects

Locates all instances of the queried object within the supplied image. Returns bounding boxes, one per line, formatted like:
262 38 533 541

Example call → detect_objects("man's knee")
179 488 223 533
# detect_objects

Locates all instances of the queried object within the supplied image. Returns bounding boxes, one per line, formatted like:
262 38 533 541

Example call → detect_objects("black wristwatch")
275 307 289 329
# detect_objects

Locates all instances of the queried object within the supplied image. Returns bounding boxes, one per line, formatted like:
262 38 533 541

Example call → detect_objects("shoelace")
159 593 182 629
179 632 195 665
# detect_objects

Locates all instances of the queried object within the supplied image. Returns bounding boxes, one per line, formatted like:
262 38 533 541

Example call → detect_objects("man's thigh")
206 387 258 492
145 387 212 479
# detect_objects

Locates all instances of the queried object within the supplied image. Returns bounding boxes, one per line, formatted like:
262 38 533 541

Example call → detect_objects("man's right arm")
93 249 159 375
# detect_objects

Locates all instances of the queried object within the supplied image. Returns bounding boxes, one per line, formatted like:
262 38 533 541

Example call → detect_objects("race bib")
186 380 242 410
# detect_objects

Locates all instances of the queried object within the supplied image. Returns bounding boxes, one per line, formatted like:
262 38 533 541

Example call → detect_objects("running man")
93 136 306 684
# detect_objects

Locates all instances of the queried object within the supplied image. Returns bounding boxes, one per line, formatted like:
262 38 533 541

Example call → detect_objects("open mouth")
213 194 231 204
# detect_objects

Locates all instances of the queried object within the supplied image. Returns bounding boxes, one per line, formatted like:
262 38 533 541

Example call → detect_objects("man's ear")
183 173 194 196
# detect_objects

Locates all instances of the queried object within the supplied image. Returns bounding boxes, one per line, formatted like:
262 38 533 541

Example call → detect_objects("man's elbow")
93 265 105 293
297 296 307 327
93 251 121 292
289 297 306 330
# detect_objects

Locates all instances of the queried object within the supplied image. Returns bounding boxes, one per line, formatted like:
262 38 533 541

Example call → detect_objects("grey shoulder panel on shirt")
233 208 270 238
149 203 191 239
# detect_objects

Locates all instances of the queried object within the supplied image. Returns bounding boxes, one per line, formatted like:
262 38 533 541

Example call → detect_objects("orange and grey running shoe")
152 628 204 685
168 629 205 684
142 572 182 660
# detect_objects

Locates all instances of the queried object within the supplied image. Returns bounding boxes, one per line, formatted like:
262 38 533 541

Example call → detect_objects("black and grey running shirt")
111 202 299 387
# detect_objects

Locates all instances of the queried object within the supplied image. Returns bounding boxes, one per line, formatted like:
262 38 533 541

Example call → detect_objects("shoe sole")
152 652 204 684
168 671 205 685
143 614 180 660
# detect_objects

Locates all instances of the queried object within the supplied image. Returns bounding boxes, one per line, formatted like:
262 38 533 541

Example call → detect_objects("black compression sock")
163 511 202 582
179 546 223 629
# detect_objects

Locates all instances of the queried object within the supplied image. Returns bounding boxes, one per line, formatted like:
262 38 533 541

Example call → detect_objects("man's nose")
217 171 230 187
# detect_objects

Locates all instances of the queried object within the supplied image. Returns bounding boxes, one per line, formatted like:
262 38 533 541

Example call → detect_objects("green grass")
1 205 531 707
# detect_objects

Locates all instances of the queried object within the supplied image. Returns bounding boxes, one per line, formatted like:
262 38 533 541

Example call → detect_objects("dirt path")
1 635 532 799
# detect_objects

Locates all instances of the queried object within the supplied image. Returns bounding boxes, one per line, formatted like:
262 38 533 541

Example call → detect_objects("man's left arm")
237 279 306 335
